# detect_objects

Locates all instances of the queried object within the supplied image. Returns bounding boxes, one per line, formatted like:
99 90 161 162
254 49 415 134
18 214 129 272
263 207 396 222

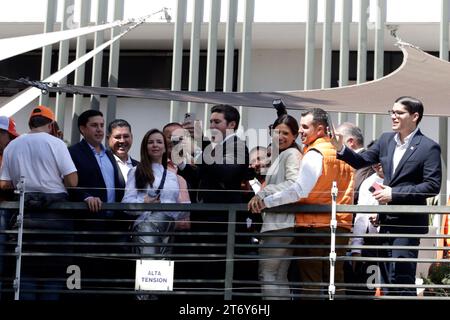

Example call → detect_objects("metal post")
106 0 124 127
304 0 317 90
55 0 74 133
170 0 187 123
239 0 254 130
70 0 91 145
39 0 57 107
224 208 236 300
187 0 204 114
13 177 25 300
204 0 221 135
328 181 338 300
90 0 108 110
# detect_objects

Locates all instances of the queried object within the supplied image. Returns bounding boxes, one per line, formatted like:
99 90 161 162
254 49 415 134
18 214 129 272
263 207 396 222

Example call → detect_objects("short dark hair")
28 115 52 129
107 119 132 136
301 107 329 128
78 109 103 131
395 96 424 125
211 104 240 130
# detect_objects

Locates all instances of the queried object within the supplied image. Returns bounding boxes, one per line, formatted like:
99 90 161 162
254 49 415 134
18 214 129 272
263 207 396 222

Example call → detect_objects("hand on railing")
84 196 102 213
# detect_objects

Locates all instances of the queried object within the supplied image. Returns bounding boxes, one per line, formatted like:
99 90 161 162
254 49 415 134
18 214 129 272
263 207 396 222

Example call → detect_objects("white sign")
135 260 174 291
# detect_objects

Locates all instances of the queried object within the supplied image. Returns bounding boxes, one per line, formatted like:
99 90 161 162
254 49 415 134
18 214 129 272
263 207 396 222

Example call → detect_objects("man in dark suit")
334 96 442 295
69 110 122 209
106 119 139 199
68 110 124 292
178 104 254 293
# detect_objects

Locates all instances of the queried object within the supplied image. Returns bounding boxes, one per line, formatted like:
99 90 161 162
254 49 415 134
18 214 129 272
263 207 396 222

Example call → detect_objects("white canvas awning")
2 42 450 117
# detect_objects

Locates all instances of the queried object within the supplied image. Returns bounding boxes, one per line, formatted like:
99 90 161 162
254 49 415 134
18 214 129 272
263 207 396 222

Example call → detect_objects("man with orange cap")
0 105 78 300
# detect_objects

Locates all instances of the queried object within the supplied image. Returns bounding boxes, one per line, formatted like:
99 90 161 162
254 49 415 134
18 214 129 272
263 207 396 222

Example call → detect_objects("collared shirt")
351 172 382 254
113 154 134 183
392 127 419 174
263 149 323 208
88 142 115 203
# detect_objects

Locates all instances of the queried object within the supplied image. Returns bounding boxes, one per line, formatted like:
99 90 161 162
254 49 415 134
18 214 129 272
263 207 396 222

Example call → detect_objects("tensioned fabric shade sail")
4 43 450 117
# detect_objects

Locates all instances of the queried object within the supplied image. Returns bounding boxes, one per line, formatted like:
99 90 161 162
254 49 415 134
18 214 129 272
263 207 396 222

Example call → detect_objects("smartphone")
184 112 196 123
368 182 383 193
249 178 262 193
325 112 336 140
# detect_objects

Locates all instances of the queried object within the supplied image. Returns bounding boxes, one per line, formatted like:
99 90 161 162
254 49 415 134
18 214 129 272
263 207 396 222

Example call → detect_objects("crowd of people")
0 95 443 300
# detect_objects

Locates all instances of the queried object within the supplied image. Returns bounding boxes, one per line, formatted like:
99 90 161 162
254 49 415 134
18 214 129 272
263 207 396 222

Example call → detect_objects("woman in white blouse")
248 115 302 300
122 128 190 259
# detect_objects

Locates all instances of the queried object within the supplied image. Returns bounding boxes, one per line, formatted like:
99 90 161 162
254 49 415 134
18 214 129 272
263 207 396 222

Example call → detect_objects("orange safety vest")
296 137 354 230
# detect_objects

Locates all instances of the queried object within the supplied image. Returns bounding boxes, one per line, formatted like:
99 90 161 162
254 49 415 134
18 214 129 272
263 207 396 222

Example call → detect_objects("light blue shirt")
88 142 115 203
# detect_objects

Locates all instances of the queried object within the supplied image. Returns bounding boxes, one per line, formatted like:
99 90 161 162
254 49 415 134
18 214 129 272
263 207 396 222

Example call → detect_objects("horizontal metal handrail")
1 201 449 214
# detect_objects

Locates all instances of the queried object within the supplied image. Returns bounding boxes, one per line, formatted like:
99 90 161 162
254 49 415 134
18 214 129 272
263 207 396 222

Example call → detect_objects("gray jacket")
257 147 302 233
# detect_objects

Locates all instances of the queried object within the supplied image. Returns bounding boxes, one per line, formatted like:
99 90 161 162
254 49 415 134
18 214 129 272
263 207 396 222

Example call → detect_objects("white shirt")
351 172 382 254
263 150 323 208
122 163 190 225
113 154 134 183
0 132 76 193
392 127 419 174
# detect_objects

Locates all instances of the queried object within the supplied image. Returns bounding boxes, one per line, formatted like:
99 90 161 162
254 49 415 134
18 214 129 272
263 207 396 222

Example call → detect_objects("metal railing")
0 191 449 300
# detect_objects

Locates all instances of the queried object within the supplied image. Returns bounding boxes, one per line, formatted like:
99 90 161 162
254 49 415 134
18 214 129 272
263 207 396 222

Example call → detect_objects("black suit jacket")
180 135 253 221
68 139 122 203
337 129 442 233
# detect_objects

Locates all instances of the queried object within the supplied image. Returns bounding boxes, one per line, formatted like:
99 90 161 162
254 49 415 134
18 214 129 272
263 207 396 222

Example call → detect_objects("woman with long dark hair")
122 129 190 259
248 114 302 299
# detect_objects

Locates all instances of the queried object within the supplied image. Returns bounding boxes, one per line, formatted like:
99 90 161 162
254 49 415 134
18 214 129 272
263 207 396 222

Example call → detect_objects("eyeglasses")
388 110 408 117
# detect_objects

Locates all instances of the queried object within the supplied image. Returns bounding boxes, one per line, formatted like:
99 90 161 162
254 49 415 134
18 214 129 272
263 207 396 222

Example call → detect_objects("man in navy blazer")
69 110 122 209
334 96 442 295
69 109 126 290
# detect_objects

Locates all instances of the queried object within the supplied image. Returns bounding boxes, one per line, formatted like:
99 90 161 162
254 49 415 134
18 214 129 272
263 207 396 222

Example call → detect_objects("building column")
238 0 254 131
204 0 221 133
321 0 334 89
70 0 91 144
223 0 238 92
304 0 318 90
106 0 124 128
356 0 369 129
90 0 108 110
372 0 386 141
55 0 74 133
170 0 187 123
440 0 449 204
187 0 204 115
338 0 352 124
39 0 57 107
